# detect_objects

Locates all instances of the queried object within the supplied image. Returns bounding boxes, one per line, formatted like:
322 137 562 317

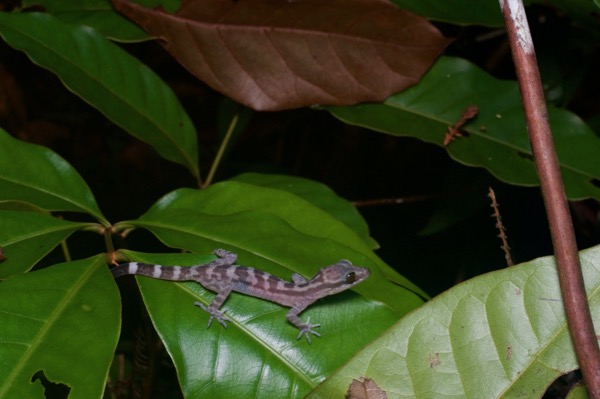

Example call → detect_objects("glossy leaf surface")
113 178 426 397
0 211 89 279
23 0 146 41
116 250 395 398
125 179 426 299
0 256 120 399
113 0 450 111
0 128 106 223
0 13 199 178
327 57 600 200
230 173 377 249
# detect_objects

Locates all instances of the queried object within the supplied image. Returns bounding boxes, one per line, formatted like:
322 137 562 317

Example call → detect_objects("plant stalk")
202 113 239 189
499 0 600 395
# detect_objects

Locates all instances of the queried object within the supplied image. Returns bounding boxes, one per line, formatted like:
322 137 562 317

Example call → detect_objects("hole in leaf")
31 370 71 399
542 370 581 398
591 179 600 188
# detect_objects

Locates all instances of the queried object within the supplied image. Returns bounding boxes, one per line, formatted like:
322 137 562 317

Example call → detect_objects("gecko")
111 249 370 343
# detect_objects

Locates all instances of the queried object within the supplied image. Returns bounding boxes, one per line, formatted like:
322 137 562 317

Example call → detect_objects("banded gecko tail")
111 250 238 281
111 262 201 281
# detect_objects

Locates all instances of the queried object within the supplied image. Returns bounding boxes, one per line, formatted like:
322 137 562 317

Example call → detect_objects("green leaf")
22 0 181 42
231 173 378 249
0 210 90 279
123 179 427 300
0 128 107 223
389 0 598 30
390 0 503 26
327 56 600 200
22 0 147 42
307 245 600 398
567 384 589 399
0 12 199 179
116 250 397 398
0 255 120 399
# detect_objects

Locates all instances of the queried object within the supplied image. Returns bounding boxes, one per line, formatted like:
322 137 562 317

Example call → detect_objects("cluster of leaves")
0 0 599 398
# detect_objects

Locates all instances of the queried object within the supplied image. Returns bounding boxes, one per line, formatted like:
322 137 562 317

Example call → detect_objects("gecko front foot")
194 302 232 328
212 249 237 266
296 317 321 344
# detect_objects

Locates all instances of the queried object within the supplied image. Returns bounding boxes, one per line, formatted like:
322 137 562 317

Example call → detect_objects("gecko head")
309 260 371 298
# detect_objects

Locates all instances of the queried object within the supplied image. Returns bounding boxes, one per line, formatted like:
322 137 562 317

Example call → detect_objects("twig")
488 187 514 266
443 105 479 146
499 0 600 395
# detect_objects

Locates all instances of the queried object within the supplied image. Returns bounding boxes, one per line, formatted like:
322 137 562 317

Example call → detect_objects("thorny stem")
202 113 239 189
488 187 513 266
499 0 600 395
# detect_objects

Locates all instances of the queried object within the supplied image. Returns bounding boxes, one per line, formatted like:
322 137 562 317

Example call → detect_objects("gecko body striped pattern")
112 249 370 342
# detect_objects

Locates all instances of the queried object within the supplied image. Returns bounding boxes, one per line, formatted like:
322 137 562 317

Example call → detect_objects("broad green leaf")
0 200 50 213
308 245 600 398
22 0 147 42
116 250 396 398
0 12 199 179
231 173 378 249
0 210 91 279
390 0 503 26
0 128 107 223
390 0 596 30
22 0 181 42
126 207 423 312
327 57 600 201
567 385 589 399
0 255 120 399
124 180 427 299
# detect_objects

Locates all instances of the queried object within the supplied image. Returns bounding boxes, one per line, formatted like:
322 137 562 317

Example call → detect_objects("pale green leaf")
308 245 600 398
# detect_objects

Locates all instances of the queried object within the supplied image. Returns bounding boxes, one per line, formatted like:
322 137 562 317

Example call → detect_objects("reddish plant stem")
499 0 600 394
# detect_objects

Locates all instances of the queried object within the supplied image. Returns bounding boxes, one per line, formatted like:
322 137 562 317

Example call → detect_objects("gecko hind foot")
194 302 232 328
296 317 321 344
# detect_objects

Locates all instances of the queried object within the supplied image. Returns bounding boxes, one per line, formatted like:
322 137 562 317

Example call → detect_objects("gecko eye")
345 272 356 284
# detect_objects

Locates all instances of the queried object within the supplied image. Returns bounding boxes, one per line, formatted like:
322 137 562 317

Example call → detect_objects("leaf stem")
499 0 600 394
60 239 71 262
202 113 239 188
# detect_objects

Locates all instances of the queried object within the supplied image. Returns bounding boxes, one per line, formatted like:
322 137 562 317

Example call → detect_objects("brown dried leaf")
346 377 388 399
113 0 450 111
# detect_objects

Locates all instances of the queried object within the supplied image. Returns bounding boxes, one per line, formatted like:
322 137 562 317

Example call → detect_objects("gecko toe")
195 301 231 328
